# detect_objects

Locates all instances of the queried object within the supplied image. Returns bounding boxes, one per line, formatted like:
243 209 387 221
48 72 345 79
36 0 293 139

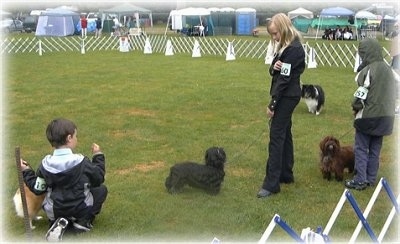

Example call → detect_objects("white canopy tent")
101 3 153 28
164 7 211 35
287 7 313 19
355 10 378 19
356 10 380 31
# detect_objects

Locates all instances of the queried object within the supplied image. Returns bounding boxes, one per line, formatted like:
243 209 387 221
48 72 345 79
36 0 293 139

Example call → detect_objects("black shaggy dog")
165 147 226 195
301 84 325 115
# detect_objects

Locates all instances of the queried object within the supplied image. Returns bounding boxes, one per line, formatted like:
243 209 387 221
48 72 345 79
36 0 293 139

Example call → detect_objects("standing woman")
80 15 88 38
257 13 305 198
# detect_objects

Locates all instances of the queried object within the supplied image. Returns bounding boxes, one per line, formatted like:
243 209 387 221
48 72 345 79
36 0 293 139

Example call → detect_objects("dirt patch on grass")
228 167 254 177
134 161 166 172
127 108 156 117
114 161 166 175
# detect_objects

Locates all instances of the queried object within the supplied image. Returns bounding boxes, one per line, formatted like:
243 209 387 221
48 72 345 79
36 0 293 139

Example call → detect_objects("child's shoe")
45 217 69 242
72 218 93 233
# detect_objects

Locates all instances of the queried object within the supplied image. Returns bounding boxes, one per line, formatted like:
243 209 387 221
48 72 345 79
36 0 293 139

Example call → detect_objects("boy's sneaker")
72 218 93 233
345 179 368 191
45 217 69 242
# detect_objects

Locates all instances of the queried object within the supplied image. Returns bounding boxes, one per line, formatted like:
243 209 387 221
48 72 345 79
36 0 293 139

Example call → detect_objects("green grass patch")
3 50 398 242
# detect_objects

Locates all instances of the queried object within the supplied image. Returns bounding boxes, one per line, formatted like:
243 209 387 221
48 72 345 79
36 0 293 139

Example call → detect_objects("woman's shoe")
257 188 273 198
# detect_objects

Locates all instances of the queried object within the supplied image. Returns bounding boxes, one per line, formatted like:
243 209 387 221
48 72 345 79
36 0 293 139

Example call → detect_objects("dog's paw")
335 176 344 181
34 215 43 221
29 220 36 230
167 187 183 194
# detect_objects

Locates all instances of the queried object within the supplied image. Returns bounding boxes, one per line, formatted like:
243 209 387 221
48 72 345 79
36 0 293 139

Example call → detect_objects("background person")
257 13 305 198
80 15 87 38
95 17 102 38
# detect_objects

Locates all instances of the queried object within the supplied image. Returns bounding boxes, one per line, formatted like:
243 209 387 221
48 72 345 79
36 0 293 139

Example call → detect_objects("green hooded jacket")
352 38 396 136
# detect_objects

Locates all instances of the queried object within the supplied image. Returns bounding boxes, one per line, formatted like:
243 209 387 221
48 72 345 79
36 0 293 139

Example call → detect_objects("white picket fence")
0 34 392 68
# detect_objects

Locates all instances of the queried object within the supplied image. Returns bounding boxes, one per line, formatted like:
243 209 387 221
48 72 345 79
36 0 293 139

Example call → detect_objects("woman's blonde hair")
267 13 302 54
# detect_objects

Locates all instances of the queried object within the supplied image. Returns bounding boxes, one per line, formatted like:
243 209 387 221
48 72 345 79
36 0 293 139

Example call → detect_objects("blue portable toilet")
235 8 256 35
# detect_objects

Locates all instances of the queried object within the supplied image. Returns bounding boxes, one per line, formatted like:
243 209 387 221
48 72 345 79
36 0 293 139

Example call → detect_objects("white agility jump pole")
322 189 347 236
258 214 280 244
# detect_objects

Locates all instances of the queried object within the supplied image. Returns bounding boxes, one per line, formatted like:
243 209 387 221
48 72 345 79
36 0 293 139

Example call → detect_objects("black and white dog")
301 84 325 115
165 147 226 195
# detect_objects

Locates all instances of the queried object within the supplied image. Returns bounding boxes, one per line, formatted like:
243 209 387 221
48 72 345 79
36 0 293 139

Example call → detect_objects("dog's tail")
13 189 25 218
316 85 325 105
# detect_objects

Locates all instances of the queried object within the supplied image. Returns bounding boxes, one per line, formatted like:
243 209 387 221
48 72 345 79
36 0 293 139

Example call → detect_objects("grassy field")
2 48 399 242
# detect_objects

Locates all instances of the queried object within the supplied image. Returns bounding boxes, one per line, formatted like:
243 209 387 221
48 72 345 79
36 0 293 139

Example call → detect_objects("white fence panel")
0 35 392 68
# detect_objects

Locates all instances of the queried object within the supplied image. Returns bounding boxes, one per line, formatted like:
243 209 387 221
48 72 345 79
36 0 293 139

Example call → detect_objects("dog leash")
337 127 354 141
229 127 268 164
229 115 273 164
15 146 33 240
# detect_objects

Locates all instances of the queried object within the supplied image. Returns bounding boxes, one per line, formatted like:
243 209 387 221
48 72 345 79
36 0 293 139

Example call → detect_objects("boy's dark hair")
46 118 77 148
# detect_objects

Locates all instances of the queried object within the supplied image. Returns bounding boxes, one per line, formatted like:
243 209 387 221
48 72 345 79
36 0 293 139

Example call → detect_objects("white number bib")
280 62 291 76
354 86 368 100
34 177 47 191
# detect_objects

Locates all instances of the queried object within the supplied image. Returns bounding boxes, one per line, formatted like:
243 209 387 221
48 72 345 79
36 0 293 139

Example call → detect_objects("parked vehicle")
1 19 24 33
23 16 38 33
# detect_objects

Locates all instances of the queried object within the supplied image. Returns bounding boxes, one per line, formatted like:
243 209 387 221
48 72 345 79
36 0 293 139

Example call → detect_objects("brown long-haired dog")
13 160 45 229
13 183 45 229
319 136 355 181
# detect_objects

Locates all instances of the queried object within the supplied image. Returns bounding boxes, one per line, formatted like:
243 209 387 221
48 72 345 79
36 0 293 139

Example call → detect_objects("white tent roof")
30 10 45 16
100 3 153 27
175 7 211 16
220 7 235 12
208 7 220 12
40 8 79 16
101 3 151 15
235 8 256 13
355 10 378 19
1 10 12 16
384 15 395 20
208 7 235 12
287 7 313 19
320 7 354 17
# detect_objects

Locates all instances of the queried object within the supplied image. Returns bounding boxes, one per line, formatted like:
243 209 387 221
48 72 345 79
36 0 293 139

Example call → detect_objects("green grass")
3 49 399 242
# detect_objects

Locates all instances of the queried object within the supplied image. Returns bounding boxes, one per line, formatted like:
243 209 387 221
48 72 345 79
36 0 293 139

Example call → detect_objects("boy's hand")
20 159 30 171
91 143 101 154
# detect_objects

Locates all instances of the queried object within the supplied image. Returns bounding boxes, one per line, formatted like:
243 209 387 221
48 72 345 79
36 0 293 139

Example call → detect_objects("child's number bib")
354 86 368 100
34 177 46 191
280 63 291 76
